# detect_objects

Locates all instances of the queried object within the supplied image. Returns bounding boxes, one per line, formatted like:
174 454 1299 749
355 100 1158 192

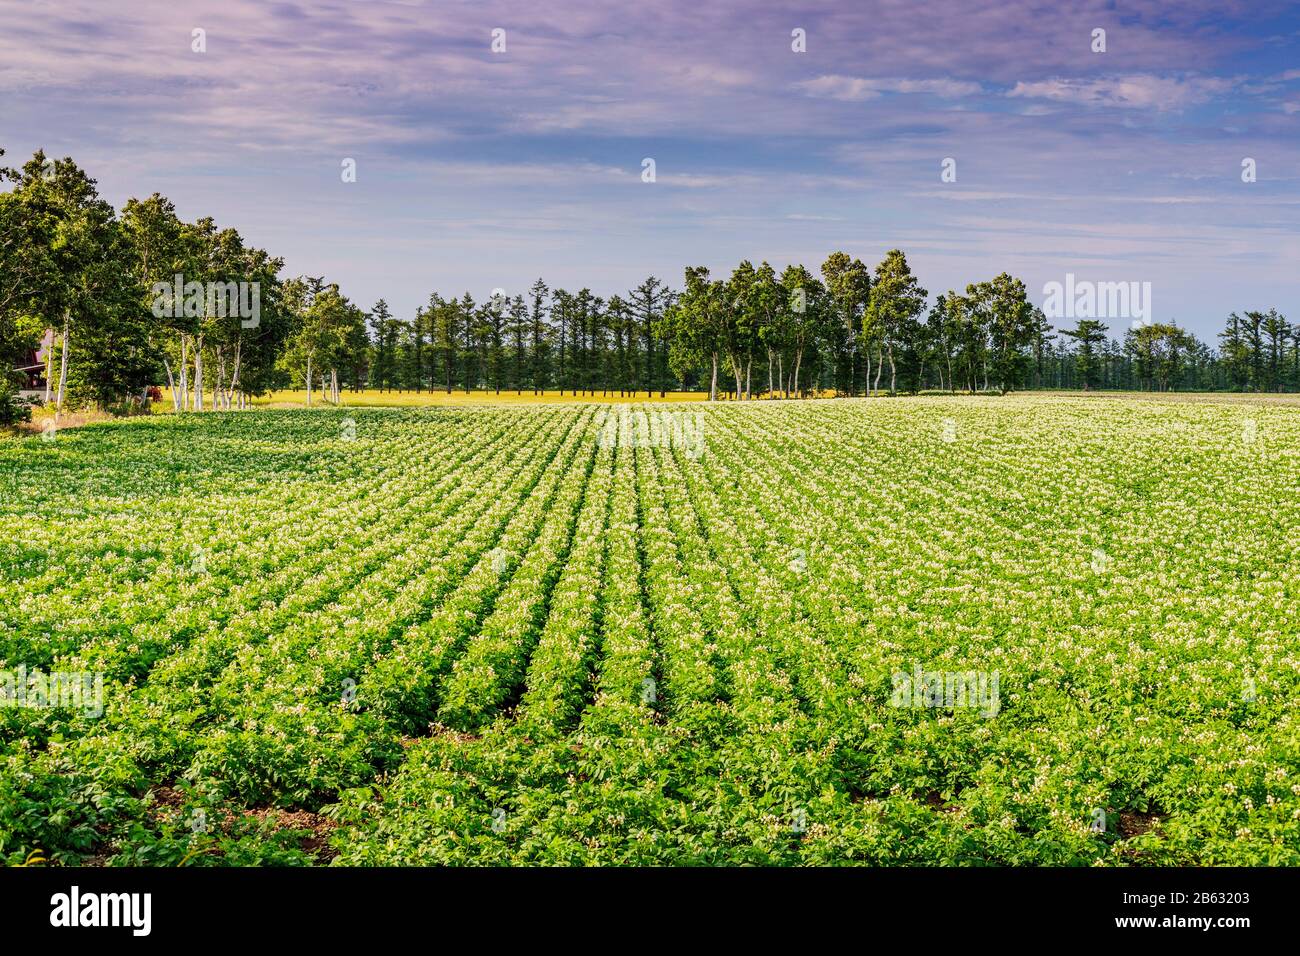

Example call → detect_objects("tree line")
3 148 1297 424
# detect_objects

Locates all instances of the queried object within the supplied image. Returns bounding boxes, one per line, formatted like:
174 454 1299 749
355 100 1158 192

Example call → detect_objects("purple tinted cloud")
2 0 1299 335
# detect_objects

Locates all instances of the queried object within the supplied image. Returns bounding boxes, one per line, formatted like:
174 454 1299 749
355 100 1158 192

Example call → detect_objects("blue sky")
3 0 1299 338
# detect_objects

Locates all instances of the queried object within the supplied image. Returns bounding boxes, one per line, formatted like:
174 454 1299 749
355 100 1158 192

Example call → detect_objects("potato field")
2 395 1298 865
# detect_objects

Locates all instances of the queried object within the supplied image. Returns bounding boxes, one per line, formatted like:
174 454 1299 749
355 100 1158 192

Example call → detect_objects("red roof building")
14 329 54 391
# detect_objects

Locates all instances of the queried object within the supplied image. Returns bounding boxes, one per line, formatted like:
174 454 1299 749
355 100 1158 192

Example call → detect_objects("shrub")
0 373 33 426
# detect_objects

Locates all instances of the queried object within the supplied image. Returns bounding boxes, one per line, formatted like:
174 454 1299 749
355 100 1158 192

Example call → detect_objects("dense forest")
3 148 1296 423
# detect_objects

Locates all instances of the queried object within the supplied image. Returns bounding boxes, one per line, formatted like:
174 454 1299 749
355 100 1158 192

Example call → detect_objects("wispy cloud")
2 0 1298 335
1007 74 1240 110
796 75 983 102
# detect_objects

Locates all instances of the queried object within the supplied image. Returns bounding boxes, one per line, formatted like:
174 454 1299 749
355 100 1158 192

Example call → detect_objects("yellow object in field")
160 388 713 409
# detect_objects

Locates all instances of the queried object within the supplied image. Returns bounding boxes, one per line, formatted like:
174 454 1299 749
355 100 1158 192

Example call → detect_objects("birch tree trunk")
43 333 54 404
228 338 242 410
306 353 313 407
179 336 190 411
55 314 70 416
215 349 226 411
163 357 180 411
193 335 205 411
709 353 718 402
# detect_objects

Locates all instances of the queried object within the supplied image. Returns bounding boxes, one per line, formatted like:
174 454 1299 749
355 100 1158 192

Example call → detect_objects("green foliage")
3 399 1298 865
0 371 32 425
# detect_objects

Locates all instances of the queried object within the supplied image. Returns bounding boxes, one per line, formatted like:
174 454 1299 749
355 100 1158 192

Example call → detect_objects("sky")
2 0 1299 339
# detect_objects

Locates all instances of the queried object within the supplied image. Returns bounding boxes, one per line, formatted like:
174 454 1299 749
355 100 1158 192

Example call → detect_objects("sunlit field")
2 393 1298 865
207 389 710 408
151 388 1300 412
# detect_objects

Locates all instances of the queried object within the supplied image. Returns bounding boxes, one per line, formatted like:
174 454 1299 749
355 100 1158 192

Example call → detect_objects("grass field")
2 394 1298 865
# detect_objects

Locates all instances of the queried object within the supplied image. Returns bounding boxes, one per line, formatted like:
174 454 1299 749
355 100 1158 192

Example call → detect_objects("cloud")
796 75 982 102
2 0 1298 337
1007 74 1239 110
